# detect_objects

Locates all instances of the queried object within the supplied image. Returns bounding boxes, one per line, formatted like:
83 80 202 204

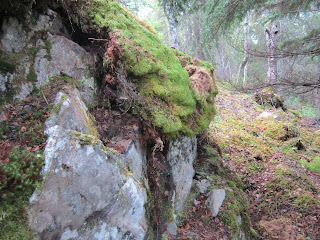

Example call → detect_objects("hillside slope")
209 83 320 239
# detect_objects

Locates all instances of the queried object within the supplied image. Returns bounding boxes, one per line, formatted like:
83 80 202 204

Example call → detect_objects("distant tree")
157 0 187 49
194 12 202 59
265 22 280 85
237 13 250 85
203 0 320 98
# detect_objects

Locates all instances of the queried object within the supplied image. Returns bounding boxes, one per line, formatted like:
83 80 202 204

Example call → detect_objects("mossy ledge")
63 0 217 139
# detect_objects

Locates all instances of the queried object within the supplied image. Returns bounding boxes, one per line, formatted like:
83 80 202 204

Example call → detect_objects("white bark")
265 22 280 85
183 18 191 54
194 12 202 59
237 14 250 85
165 1 180 49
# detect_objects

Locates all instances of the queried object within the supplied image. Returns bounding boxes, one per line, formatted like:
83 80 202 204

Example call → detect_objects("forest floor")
178 83 320 240
1 81 319 240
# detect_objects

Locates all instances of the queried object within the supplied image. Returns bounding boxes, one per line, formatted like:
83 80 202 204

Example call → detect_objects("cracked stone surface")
27 89 147 240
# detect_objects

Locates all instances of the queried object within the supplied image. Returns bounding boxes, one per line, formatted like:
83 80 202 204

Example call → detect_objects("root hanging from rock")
185 65 215 100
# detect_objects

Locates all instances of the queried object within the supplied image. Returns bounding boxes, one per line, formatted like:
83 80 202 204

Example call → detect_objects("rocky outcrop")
28 88 148 239
167 136 197 213
0 10 95 105
27 86 200 239
1 2 219 239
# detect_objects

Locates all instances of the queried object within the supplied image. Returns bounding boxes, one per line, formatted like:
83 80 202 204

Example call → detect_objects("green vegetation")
0 78 55 239
43 40 52 61
53 94 67 113
299 156 320 174
209 85 320 238
195 146 252 238
76 0 216 138
264 168 318 210
0 147 44 200
0 58 15 74
0 139 45 239
286 96 320 119
0 122 10 140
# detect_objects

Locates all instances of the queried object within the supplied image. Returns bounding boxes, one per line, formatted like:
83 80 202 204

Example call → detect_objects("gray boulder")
1 18 27 53
167 136 197 213
206 189 226 217
28 88 148 240
0 10 95 105
195 179 211 194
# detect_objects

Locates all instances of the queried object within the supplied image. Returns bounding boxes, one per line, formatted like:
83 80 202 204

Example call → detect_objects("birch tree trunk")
237 14 250 85
194 12 202 60
165 1 180 49
265 22 280 85
183 18 191 54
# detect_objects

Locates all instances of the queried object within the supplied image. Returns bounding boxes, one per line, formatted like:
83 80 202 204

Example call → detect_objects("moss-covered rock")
254 87 286 111
65 0 217 139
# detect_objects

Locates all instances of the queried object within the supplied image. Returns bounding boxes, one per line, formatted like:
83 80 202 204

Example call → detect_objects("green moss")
79 0 216 138
227 180 237 191
0 195 36 240
161 234 169 240
26 47 40 83
195 146 252 237
28 47 39 62
43 40 52 61
71 131 119 155
289 109 303 119
72 131 97 146
294 193 319 208
220 190 251 238
53 94 67 113
0 58 15 74
26 68 37 82
101 144 120 156
264 168 318 209
87 112 99 137
220 208 240 235
48 75 80 88
311 135 320 150
299 156 320 173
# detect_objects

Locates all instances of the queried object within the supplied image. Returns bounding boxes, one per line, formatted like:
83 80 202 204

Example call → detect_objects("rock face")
0 10 95 105
167 136 197 213
206 189 226 217
28 88 148 240
1 2 219 239
28 87 199 239
33 34 95 103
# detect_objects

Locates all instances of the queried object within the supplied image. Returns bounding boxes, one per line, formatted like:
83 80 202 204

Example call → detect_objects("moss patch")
0 89 53 239
0 58 15 74
179 146 253 239
263 168 318 210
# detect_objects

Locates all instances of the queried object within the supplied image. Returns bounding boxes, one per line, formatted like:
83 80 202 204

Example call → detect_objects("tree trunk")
194 12 202 59
315 87 320 110
183 18 191 54
165 1 180 49
265 22 280 85
237 14 250 85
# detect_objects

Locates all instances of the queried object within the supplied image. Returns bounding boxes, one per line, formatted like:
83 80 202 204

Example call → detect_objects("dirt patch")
90 107 141 154
177 195 231 239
